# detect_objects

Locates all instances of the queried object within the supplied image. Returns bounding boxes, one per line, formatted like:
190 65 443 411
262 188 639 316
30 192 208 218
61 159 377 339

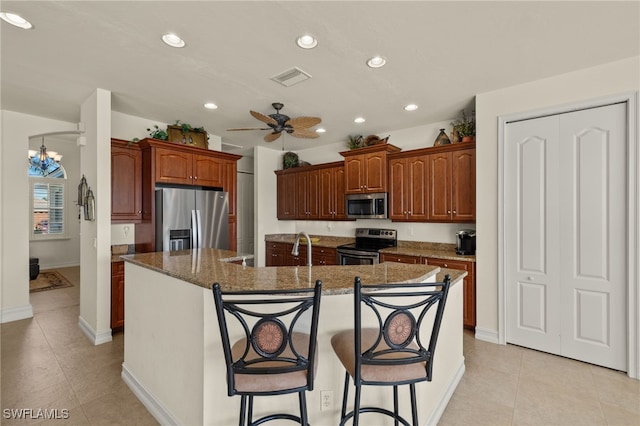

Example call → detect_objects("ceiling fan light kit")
227 102 321 143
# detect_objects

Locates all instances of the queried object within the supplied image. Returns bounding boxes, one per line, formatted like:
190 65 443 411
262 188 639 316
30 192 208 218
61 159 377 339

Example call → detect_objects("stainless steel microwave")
346 193 388 219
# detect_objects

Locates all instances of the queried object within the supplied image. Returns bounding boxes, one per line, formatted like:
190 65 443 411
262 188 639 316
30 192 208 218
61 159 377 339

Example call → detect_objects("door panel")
506 115 561 353
559 103 626 370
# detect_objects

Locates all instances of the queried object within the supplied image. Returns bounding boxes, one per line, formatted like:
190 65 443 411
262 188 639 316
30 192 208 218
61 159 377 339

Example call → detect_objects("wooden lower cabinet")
313 246 337 265
265 242 336 266
380 254 476 329
265 242 289 266
379 253 420 264
111 261 125 330
424 257 476 329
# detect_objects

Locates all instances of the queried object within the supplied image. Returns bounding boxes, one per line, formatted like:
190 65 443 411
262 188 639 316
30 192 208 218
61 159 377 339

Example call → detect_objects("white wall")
475 56 640 337
1 110 78 322
78 89 113 344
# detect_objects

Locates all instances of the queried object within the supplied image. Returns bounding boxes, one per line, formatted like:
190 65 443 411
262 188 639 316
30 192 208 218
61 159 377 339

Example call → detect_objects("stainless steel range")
336 228 397 265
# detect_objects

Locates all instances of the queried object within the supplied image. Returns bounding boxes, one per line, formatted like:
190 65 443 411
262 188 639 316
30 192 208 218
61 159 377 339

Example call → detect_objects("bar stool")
212 280 322 426
331 275 451 426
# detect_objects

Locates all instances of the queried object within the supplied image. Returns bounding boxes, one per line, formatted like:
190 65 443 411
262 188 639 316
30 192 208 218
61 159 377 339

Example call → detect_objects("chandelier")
28 137 63 176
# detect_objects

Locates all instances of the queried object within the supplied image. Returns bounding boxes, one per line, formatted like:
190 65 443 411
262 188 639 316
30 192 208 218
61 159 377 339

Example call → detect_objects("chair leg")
340 371 350 423
248 395 254 426
409 383 418 426
298 391 308 425
393 385 399 426
239 395 247 426
353 383 362 426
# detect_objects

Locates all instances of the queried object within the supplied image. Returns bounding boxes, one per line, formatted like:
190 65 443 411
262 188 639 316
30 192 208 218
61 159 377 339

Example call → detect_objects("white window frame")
30 177 69 241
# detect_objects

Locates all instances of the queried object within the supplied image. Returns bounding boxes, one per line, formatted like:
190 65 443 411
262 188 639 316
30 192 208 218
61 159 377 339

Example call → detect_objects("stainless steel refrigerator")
155 187 229 252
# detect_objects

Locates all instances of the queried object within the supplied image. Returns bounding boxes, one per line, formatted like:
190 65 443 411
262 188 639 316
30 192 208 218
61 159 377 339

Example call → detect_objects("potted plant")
146 124 168 141
451 110 476 143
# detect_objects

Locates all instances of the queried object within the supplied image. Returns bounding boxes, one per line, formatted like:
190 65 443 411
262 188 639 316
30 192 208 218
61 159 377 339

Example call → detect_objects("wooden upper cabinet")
193 154 223 187
388 154 427 221
277 172 297 219
154 148 223 187
275 162 343 221
427 147 475 222
154 147 193 185
111 140 142 223
341 144 401 194
319 165 346 220
427 152 452 221
296 169 319 219
451 149 476 222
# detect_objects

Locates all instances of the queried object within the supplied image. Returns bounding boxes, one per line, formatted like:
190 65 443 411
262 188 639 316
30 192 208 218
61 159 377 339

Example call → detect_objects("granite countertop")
265 234 476 262
121 248 465 295
265 234 354 249
380 241 476 263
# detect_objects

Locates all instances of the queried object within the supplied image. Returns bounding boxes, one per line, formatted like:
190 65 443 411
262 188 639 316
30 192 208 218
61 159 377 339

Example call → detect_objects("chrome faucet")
292 232 313 267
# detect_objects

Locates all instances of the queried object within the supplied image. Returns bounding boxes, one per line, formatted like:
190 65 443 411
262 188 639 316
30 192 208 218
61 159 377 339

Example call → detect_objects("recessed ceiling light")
404 104 418 111
162 33 185 48
0 12 33 29
354 117 366 124
296 34 318 49
366 55 386 68
203 102 218 110
315 128 326 133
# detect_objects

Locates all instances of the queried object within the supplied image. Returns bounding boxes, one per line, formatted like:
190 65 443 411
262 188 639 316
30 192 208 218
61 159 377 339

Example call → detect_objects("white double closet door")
505 103 627 371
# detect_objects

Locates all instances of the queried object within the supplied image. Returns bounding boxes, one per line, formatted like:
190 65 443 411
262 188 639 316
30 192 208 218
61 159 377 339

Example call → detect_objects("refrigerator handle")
196 209 203 249
191 210 198 249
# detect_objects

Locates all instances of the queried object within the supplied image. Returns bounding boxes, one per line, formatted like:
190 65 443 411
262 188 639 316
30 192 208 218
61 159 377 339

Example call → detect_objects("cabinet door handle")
194 176 198 180
447 210 451 214
444 263 448 267
137 210 142 214
189 176 193 179
453 210 456 214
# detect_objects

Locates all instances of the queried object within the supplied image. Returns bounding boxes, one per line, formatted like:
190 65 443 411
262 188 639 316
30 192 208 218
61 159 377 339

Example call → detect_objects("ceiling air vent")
271 67 312 87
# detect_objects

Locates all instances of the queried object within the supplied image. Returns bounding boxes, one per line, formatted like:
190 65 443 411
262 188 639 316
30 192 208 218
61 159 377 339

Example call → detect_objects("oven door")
336 249 379 265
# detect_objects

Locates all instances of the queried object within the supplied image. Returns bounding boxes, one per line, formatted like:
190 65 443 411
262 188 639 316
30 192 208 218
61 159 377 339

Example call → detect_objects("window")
29 170 68 240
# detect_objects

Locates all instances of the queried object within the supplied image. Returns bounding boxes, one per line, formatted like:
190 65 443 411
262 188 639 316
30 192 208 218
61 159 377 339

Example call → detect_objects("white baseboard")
474 327 500 344
40 262 81 270
0 304 33 323
121 363 180 426
78 315 112 345
426 360 466 426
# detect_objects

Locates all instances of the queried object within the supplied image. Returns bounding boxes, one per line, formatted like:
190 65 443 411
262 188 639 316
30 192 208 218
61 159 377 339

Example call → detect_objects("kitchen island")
120 248 466 426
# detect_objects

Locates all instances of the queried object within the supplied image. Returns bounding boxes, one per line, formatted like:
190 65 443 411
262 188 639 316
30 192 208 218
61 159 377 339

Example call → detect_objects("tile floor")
1 266 639 425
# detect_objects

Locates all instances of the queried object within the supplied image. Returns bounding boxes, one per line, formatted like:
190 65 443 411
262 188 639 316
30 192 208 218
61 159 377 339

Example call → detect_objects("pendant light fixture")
28 136 63 175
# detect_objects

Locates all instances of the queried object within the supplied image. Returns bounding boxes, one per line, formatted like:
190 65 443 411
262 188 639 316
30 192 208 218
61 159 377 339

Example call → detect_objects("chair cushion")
231 332 317 393
331 328 427 384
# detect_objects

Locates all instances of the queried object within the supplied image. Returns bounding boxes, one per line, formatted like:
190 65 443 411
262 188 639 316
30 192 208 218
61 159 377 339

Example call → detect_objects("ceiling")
2 1 639 155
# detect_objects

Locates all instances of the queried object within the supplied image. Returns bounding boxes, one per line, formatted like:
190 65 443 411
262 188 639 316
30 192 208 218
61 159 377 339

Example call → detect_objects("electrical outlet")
320 390 333 411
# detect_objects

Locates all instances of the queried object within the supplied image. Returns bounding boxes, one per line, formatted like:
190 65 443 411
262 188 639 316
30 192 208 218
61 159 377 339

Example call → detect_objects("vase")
433 129 451 146
462 136 476 143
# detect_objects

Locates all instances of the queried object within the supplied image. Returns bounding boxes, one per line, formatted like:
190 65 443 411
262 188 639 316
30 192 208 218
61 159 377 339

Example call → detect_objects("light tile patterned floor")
1 266 638 425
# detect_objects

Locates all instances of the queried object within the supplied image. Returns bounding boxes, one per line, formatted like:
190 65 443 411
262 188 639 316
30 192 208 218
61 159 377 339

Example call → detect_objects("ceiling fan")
227 102 321 142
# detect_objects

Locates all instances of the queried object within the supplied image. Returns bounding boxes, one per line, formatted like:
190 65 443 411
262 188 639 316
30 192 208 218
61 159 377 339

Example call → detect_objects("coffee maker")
456 229 476 255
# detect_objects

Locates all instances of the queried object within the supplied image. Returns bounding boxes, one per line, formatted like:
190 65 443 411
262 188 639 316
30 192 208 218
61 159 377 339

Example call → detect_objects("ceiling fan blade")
286 116 321 128
290 128 319 139
250 110 278 126
264 132 282 142
226 127 272 131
